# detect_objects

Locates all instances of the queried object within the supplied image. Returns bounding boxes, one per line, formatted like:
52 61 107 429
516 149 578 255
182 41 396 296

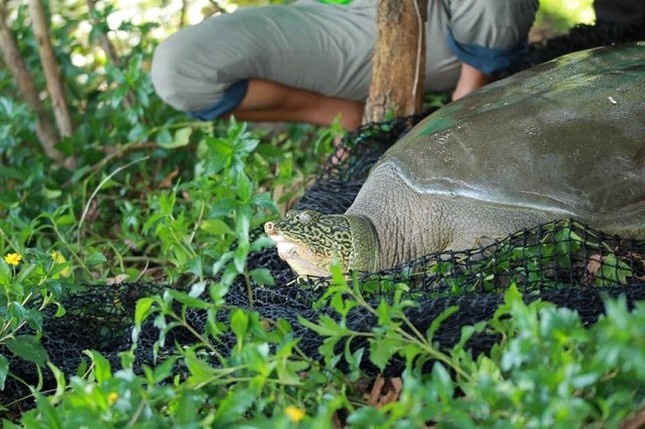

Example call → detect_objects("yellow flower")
107 392 119 405
51 251 71 277
4 253 21 266
285 406 305 423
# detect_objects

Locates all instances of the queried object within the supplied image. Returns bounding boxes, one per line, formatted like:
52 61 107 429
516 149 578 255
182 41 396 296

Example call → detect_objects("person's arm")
446 0 539 100
452 62 496 100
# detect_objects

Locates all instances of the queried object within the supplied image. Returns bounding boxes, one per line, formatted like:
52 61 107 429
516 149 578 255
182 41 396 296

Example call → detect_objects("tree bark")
180 0 188 28
0 1 63 162
28 0 74 138
363 0 427 124
85 0 119 65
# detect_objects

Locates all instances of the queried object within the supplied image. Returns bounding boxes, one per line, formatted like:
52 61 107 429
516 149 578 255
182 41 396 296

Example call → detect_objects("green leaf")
33 391 62 429
236 171 253 203
252 192 278 210
250 268 275 286
167 290 212 310
0 354 8 390
185 349 218 383
230 309 249 339
200 218 234 235
151 355 179 384
298 315 348 337
344 342 365 374
42 187 62 199
134 296 155 325
346 406 387 427
375 300 394 326
189 281 207 298
212 251 233 276
159 126 192 149
127 123 146 141
155 127 172 146
174 390 200 425
212 388 257 425
185 256 204 277
5 335 48 366
233 242 249 274
0 259 10 286
595 255 632 285
369 337 403 371
250 235 275 252
318 336 342 368
142 212 167 234
427 305 459 341
235 208 251 242
86 252 107 267
0 166 25 180
47 362 67 402
84 350 112 383
431 362 454 401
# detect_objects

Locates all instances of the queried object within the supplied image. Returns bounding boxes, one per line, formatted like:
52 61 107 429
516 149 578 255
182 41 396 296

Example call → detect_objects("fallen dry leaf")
366 375 403 407
586 253 602 276
159 168 179 188
106 273 129 285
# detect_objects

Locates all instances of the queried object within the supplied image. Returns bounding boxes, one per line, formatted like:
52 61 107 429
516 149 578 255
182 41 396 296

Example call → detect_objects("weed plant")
0 1 642 427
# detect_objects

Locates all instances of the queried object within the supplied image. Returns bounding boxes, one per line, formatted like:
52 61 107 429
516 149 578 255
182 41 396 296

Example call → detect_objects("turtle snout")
264 221 277 235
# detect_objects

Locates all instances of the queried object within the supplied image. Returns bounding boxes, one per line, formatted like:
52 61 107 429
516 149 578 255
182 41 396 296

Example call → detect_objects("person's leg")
229 79 364 130
151 2 376 128
451 63 496 100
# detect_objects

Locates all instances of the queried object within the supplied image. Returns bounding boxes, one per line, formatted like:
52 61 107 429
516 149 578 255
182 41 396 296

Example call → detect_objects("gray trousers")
151 0 537 119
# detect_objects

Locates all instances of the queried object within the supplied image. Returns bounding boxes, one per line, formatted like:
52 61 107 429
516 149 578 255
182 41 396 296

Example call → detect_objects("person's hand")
452 62 496 100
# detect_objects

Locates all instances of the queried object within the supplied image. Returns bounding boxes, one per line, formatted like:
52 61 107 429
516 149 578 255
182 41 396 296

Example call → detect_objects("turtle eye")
298 211 311 224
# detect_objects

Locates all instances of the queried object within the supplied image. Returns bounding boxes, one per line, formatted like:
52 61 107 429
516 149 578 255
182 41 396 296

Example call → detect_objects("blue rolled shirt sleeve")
189 80 249 121
447 29 529 75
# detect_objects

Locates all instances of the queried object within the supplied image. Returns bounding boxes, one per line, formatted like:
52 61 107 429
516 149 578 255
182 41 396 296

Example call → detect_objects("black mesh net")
2 22 645 409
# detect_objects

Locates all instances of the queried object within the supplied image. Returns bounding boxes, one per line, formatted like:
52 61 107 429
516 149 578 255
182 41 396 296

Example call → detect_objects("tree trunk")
28 0 74 138
363 0 427 124
86 0 119 65
180 0 188 27
0 2 63 162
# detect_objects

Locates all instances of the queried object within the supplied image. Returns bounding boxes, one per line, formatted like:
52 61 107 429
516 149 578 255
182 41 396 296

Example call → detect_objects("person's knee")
151 32 201 112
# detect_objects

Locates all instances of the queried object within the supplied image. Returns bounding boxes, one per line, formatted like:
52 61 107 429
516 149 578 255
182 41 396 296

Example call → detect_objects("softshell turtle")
265 43 645 277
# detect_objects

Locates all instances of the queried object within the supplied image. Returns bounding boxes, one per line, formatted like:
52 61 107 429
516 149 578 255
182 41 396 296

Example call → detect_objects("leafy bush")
3 272 643 427
0 1 641 427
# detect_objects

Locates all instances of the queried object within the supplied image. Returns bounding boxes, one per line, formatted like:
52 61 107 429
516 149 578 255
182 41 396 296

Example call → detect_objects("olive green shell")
372 42 644 224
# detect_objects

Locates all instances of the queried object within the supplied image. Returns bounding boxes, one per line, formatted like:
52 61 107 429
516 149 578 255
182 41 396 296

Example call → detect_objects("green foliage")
6 269 642 427
0 248 66 394
535 0 595 33
318 281 645 428
0 0 641 426
0 0 334 419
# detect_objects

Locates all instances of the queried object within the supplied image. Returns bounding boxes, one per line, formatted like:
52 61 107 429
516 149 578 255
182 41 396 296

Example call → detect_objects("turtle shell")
374 42 644 220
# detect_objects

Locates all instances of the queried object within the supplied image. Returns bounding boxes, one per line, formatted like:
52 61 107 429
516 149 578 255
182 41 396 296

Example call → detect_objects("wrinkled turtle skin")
265 43 645 277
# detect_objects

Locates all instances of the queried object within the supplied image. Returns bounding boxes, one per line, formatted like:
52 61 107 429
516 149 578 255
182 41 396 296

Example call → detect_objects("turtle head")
264 209 380 277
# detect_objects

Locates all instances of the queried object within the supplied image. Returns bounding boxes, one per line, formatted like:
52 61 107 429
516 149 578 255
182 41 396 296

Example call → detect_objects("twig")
207 0 228 15
621 406 645 429
77 156 150 243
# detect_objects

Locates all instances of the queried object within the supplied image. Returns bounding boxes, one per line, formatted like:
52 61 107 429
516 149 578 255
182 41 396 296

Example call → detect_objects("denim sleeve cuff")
447 29 528 75
188 80 249 121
